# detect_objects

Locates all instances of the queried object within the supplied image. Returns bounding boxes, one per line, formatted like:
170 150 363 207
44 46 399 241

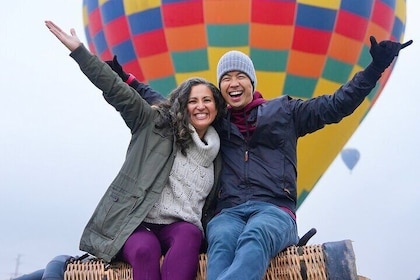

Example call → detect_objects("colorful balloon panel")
82 0 407 208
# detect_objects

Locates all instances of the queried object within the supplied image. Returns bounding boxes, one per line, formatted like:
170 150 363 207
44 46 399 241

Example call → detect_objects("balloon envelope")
82 0 407 207
341 148 361 171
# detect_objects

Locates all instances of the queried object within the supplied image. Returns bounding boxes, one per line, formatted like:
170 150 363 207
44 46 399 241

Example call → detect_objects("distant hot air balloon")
82 0 407 207
341 148 361 171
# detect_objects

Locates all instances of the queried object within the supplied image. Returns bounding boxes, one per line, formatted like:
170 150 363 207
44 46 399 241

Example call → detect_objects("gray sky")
1 1 419 279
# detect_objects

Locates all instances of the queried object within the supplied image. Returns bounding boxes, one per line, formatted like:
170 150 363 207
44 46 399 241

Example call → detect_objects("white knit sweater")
144 125 220 233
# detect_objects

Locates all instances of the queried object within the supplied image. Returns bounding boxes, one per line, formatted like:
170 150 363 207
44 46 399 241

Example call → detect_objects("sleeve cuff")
126 73 136 84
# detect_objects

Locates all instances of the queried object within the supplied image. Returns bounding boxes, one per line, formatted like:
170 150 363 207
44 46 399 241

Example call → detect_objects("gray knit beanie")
216 50 257 92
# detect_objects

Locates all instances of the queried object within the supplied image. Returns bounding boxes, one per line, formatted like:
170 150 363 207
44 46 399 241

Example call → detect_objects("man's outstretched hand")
369 36 413 72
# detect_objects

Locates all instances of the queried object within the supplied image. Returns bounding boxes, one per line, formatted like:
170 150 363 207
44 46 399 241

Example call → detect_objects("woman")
44 20 225 280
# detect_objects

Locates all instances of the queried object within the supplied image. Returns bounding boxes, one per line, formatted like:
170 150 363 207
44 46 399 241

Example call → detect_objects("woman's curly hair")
155 77 226 156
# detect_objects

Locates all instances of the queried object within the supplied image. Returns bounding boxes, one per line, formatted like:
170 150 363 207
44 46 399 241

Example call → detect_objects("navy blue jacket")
213 69 379 216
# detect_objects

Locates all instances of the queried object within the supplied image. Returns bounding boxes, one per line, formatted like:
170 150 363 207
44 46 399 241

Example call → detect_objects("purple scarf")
229 91 266 136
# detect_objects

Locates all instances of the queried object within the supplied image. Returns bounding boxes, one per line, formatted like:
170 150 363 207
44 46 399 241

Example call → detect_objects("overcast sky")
1 1 419 280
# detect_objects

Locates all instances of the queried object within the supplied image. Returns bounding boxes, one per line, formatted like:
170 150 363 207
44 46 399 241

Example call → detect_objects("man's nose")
230 77 240 86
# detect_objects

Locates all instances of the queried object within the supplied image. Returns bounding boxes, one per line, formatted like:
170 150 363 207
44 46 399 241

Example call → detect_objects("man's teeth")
230 91 242 97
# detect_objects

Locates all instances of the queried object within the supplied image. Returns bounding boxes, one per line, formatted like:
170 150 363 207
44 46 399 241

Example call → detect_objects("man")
204 36 412 280
106 36 412 280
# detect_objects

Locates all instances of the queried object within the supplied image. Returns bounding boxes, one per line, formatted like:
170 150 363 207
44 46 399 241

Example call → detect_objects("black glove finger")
370 36 378 48
112 55 124 73
105 55 117 69
113 55 119 65
108 54 129 81
401 39 413 49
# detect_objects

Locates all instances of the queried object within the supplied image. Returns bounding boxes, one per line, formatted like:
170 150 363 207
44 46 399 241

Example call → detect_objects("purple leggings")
121 221 203 280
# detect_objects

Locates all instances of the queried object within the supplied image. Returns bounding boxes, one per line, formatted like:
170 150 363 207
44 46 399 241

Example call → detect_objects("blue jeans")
206 201 298 280
13 255 72 280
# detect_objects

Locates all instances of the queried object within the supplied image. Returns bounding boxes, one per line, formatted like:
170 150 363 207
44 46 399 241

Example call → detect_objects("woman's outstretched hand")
45 20 82 52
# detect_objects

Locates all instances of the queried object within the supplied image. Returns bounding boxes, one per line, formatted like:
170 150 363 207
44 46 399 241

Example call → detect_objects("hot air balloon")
341 148 361 171
82 0 407 208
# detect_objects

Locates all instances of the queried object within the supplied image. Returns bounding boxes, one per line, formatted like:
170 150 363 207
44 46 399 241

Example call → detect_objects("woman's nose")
196 102 205 109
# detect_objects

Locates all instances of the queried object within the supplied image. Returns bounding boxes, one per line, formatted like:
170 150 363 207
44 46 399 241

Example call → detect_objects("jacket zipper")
244 141 250 187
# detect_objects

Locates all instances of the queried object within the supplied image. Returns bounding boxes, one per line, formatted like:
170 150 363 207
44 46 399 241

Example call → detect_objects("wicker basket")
65 260 133 280
65 243 333 280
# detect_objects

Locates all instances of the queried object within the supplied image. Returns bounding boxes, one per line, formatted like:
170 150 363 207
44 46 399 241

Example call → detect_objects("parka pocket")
91 186 143 239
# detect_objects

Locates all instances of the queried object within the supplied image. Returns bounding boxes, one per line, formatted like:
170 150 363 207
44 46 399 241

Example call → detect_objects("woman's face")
187 84 218 139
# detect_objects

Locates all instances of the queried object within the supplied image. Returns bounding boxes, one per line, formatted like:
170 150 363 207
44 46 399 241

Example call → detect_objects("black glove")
369 35 413 72
105 55 129 81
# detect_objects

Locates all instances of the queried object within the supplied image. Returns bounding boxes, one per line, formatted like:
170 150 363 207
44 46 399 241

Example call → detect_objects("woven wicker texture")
65 260 132 280
65 244 327 280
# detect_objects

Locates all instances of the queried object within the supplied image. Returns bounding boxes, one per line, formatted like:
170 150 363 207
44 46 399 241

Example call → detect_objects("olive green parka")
70 45 221 262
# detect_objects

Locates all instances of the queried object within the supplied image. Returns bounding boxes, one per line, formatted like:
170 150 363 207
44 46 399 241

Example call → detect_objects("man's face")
219 71 253 110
